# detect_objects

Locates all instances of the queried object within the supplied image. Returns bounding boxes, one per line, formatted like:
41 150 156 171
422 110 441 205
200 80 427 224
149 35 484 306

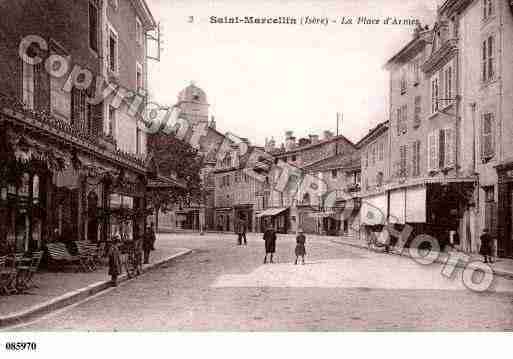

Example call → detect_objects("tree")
146 132 204 230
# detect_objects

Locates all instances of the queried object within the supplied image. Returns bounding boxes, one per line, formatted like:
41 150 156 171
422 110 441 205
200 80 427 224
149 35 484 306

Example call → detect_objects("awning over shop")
389 188 406 224
256 207 288 218
308 211 336 218
405 185 426 223
361 193 387 225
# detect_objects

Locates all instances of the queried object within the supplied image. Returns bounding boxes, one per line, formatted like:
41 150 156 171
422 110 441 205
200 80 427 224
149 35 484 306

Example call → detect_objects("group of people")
262 226 306 265
108 222 157 286
235 219 307 265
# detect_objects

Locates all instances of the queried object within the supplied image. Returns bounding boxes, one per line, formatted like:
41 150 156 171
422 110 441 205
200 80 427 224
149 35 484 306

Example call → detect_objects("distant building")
213 145 273 232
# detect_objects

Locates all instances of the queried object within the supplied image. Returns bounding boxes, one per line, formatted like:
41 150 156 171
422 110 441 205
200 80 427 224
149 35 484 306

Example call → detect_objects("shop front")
256 207 289 233
0 129 67 255
497 164 513 258
215 207 233 231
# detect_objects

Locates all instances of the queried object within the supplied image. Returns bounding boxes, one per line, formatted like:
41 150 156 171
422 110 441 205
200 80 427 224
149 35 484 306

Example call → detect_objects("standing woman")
108 234 122 287
263 225 277 264
295 229 306 265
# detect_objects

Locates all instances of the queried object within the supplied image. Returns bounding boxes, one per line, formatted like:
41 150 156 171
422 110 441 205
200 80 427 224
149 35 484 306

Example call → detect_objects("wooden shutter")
428 131 439 171
396 108 401 136
481 113 494 159
444 128 455 168
414 96 421 127
482 39 487 81
411 141 417 177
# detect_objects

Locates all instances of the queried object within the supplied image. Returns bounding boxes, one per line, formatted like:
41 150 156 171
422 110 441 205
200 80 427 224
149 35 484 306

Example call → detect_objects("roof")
355 120 389 149
147 175 186 190
271 134 356 156
177 83 208 104
384 27 432 70
213 146 272 174
130 0 157 30
303 152 361 173
256 207 288 218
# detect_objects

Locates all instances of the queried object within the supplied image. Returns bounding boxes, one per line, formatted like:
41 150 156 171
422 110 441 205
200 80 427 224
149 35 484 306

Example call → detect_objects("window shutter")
411 141 417 177
428 131 439 171
444 128 455 168
482 40 487 81
396 108 401 136
481 113 495 159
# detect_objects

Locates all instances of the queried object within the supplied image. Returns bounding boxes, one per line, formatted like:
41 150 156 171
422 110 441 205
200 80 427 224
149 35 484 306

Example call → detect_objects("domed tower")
176 82 209 125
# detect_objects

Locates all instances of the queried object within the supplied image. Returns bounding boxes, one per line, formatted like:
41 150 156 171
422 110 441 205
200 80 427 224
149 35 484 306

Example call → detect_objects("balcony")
0 93 146 171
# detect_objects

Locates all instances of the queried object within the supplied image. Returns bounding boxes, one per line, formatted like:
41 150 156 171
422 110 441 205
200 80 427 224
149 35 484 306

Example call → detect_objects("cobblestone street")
14 233 513 331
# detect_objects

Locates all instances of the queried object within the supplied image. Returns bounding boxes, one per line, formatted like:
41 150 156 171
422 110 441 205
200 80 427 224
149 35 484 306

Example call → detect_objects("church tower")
176 82 209 125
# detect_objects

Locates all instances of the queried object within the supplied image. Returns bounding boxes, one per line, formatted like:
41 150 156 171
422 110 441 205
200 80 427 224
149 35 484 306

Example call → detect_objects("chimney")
209 115 216 129
323 130 333 140
285 136 296 151
285 131 296 151
309 134 319 144
265 137 276 152
298 138 311 147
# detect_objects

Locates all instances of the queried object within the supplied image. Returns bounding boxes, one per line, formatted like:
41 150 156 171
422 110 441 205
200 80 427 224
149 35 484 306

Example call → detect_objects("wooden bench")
0 256 17 295
75 242 101 271
16 251 44 292
46 243 88 272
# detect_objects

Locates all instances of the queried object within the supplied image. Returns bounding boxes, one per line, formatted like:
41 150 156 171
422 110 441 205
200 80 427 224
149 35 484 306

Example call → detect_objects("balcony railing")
0 93 146 169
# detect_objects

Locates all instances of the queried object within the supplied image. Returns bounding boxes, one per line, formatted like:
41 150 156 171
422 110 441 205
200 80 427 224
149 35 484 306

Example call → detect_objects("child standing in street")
295 229 306 265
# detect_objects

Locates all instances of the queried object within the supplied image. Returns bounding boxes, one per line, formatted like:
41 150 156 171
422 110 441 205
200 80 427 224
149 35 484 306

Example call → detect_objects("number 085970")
5 342 37 351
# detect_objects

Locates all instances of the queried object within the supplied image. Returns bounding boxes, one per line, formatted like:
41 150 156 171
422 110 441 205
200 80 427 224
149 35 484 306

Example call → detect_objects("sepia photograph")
0 0 512 356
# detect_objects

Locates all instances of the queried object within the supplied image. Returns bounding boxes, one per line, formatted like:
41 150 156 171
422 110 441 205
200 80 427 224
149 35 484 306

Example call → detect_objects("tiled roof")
303 152 361 172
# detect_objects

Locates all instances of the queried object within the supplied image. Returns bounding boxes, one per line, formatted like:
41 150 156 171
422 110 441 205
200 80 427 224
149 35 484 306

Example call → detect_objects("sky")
146 0 437 146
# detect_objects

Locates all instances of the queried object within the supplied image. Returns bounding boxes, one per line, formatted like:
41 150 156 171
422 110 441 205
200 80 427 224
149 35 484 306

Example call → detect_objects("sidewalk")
0 238 192 328
328 233 513 279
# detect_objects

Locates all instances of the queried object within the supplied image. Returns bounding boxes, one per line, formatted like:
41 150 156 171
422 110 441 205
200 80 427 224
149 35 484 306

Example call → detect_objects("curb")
0 248 192 329
329 239 513 280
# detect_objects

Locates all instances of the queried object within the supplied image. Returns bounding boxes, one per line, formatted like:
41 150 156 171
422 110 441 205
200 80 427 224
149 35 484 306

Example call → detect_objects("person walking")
238 218 247 246
143 225 154 264
108 235 122 287
263 225 277 264
295 229 306 265
480 228 493 263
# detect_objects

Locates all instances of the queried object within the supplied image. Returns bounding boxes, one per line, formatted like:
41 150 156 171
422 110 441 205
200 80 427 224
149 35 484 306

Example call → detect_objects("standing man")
263 225 277 264
143 224 155 264
239 217 247 246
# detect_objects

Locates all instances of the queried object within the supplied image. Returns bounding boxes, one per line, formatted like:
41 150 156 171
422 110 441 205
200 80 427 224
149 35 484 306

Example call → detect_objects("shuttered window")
414 96 421 127
481 112 495 160
399 145 407 178
431 76 439 114
22 60 35 109
89 1 99 52
71 87 87 130
412 140 421 177
396 108 401 136
428 131 439 172
482 35 495 82
444 128 454 168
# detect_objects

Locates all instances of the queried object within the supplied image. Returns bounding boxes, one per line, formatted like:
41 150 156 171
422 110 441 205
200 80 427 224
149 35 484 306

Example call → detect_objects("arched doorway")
87 191 99 242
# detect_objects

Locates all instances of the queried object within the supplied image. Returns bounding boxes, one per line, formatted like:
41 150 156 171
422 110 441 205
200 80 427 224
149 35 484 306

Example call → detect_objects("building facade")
263 131 358 234
437 0 513 257
0 0 157 255
214 145 273 232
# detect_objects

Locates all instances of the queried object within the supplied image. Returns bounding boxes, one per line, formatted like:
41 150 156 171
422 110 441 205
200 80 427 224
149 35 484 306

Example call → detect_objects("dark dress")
108 243 122 277
263 229 277 253
480 233 492 256
295 234 306 256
